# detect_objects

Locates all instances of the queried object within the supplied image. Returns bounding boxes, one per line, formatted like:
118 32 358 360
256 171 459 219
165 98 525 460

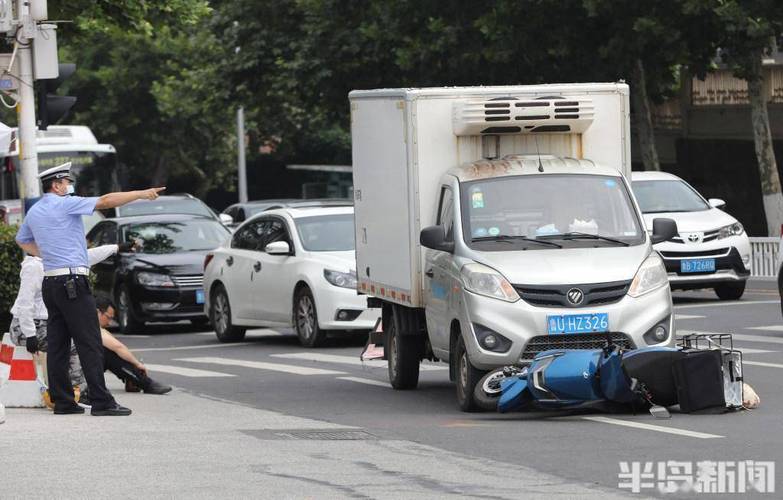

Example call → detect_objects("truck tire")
386 309 421 390
454 333 485 412
715 281 745 301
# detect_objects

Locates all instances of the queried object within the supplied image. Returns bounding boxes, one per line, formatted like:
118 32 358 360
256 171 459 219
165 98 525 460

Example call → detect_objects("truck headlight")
718 222 744 239
136 271 175 288
461 263 519 302
324 269 357 289
628 253 668 298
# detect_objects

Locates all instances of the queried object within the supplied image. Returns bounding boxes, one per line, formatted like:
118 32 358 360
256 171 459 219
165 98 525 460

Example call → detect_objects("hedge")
0 224 22 330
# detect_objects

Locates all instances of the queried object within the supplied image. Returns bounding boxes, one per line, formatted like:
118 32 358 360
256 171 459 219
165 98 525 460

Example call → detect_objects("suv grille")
659 248 729 258
172 274 204 288
520 332 633 361
513 280 631 308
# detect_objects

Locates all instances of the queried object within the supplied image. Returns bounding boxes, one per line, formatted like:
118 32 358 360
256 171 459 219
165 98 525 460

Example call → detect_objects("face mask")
66 184 75 195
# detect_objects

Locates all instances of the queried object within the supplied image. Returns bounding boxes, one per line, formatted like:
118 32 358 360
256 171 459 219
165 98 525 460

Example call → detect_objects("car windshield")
632 180 710 213
462 174 644 250
295 213 355 252
118 199 214 218
122 220 230 254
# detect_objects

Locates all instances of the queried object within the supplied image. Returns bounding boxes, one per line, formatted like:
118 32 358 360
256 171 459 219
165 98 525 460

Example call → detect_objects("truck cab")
349 84 678 411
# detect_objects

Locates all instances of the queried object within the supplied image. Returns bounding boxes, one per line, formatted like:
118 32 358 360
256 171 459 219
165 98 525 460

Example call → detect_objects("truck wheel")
715 282 745 301
295 287 327 347
454 334 485 412
386 313 421 390
212 285 246 342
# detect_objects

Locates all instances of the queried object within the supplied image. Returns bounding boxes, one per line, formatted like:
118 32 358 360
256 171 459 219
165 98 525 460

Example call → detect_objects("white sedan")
203 205 380 345
632 171 751 300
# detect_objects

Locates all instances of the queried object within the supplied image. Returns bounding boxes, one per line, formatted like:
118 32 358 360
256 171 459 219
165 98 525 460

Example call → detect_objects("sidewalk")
1 380 638 499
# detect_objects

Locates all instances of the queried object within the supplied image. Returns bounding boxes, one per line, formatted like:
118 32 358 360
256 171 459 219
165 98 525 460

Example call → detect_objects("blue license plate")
680 258 715 273
547 313 609 334
195 289 205 304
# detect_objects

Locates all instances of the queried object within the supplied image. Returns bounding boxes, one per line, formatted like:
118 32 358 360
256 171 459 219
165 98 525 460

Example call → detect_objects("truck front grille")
513 280 631 308
520 332 633 362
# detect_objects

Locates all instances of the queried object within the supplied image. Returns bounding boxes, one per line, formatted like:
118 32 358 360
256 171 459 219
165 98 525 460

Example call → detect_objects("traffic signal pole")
15 8 41 200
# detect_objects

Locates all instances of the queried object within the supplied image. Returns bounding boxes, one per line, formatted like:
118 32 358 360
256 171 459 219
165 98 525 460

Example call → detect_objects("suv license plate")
195 289 205 304
680 258 715 273
547 313 609 334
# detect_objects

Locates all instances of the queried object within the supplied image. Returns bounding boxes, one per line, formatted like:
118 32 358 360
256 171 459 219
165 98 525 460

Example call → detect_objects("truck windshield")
461 174 644 250
631 180 710 213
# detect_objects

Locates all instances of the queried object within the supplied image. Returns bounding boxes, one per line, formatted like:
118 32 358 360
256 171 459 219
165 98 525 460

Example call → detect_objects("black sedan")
87 214 231 333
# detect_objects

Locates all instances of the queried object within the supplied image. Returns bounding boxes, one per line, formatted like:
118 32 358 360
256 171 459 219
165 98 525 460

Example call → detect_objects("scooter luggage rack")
677 332 734 352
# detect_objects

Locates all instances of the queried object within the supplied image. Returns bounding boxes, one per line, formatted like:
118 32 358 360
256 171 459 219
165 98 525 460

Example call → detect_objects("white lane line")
143 363 235 378
745 361 783 370
271 352 447 371
175 356 347 376
748 325 783 332
674 314 705 320
675 300 779 310
581 416 723 439
338 376 389 387
134 343 253 352
113 334 151 339
737 348 776 354
196 329 290 337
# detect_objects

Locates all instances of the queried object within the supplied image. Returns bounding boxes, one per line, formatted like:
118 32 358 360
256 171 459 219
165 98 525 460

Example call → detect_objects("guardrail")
750 237 779 279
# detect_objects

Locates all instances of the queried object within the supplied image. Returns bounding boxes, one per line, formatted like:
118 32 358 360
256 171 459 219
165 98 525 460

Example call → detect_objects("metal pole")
16 0 40 204
237 106 247 203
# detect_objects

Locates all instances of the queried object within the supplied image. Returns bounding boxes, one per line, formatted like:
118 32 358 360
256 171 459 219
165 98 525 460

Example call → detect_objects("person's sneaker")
77 392 92 408
142 379 172 395
125 378 141 393
91 403 132 416
53 404 85 415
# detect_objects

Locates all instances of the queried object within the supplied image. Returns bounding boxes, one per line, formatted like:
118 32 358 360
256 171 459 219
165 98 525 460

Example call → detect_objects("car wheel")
386 308 422 390
116 285 144 334
294 287 326 347
454 333 486 412
211 285 246 342
715 281 746 301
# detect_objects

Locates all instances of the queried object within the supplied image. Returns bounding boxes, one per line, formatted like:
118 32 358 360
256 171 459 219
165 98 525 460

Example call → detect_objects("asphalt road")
110 279 783 498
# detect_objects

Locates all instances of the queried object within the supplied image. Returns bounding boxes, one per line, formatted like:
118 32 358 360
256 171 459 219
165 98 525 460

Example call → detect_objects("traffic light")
37 63 76 130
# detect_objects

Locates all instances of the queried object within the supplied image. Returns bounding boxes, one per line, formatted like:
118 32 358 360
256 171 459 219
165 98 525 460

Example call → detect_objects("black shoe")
54 405 85 415
142 379 172 395
91 403 132 416
78 389 92 408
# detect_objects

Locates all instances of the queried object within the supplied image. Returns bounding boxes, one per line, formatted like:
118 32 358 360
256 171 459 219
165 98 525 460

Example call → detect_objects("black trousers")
103 348 145 386
42 275 115 410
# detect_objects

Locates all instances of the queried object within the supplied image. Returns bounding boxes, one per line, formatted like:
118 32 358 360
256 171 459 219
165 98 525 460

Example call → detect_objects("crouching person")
78 298 171 406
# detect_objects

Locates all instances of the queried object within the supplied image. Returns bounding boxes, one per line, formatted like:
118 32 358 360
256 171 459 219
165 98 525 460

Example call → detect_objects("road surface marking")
196 329 289 337
134 343 253 352
745 361 783 370
176 356 347 376
271 352 447 371
675 314 705 320
581 416 723 439
736 347 776 354
748 325 783 332
143 363 235 378
113 334 151 339
337 376 389 387
674 300 779 310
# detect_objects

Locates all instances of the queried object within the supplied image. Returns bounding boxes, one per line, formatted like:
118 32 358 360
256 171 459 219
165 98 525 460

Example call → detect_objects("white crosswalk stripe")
747 325 783 332
143 364 235 378
175 356 347 376
338 376 390 387
271 352 447 371
674 314 705 320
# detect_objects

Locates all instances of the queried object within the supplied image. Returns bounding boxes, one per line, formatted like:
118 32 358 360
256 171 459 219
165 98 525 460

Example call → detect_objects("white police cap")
38 162 73 183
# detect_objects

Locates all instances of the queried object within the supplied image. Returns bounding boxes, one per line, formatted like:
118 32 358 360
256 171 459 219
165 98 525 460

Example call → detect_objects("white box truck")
350 84 679 411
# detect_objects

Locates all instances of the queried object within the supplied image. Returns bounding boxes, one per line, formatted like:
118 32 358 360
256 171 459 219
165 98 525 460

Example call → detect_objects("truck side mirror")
650 218 678 245
420 225 454 253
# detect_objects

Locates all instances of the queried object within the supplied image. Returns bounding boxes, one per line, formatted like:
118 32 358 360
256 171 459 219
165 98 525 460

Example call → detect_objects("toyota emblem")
687 233 700 243
567 288 584 305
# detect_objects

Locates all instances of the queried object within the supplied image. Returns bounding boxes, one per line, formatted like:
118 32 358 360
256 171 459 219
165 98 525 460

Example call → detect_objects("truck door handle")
425 268 434 278
226 256 234 266
253 261 262 272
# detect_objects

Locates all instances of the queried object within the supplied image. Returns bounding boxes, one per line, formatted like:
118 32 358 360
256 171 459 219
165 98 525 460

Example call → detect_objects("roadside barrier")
0 332 45 408
749 237 778 279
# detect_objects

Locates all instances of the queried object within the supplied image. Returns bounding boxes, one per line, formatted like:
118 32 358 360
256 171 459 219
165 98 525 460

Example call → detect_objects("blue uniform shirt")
15 193 99 271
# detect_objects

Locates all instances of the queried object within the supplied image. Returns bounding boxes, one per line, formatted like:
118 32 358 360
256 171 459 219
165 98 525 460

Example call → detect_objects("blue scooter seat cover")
498 377 530 413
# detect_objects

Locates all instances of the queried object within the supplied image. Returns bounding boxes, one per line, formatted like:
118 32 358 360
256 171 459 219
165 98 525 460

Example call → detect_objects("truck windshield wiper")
471 235 562 248
538 232 630 247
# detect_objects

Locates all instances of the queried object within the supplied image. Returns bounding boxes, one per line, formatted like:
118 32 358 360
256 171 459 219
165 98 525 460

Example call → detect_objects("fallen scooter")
475 333 750 418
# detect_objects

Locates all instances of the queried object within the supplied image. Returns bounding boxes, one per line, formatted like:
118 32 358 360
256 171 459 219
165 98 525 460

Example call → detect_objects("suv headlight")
718 222 744 239
324 269 357 289
461 263 519 302
628 253 668 298
136 271 175 288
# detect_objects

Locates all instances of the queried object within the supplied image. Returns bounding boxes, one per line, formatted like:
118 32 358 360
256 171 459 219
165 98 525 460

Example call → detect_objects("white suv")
203 205 380 345
632 172 751 300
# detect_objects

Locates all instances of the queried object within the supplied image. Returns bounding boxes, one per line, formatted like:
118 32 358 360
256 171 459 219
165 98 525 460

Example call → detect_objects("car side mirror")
708 198 726 209
219 213 234 225
650 218 678 245
420 225 454 253
265 241 291 255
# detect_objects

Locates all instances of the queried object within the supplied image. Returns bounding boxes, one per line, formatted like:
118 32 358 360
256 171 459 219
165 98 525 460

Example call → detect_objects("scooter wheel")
473 368 506 411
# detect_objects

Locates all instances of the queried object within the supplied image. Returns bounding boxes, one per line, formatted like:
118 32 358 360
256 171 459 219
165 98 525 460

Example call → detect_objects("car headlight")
324 269 357 289
718 222 744 239
461 263 519 302
136 271 175 287
628 253 668 298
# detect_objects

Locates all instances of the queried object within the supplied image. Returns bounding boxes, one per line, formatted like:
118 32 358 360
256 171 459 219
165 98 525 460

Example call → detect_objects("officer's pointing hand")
141 187 166 200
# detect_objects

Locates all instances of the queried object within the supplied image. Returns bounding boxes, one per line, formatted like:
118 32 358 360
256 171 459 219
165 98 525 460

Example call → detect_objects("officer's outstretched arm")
95 187 166 210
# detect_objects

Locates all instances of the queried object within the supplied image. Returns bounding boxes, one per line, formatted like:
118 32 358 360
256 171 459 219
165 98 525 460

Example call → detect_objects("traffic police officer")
15 162 164 415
